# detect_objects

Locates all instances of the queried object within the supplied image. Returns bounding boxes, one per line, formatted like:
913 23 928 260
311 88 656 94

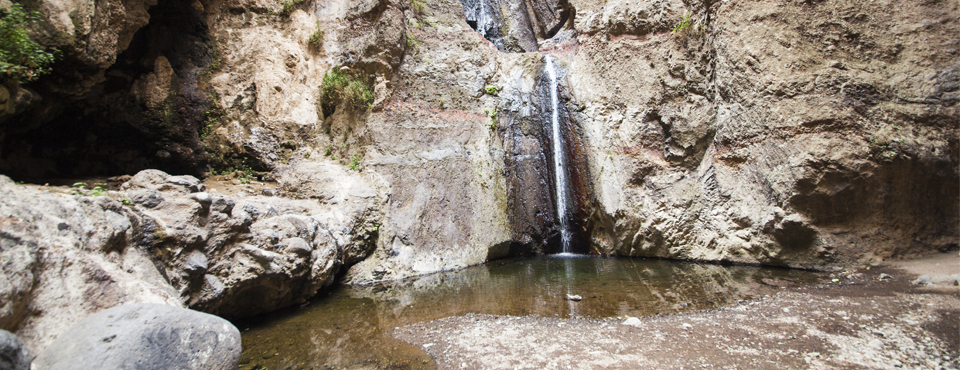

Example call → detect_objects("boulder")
0 330 30 370
33 304 240 370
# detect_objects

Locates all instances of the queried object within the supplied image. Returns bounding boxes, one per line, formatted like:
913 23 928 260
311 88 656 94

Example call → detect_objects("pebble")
622 317 642 327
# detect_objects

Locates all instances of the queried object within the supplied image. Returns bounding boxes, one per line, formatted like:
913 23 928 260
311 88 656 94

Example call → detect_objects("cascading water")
459 0 503 42
545 55 572 254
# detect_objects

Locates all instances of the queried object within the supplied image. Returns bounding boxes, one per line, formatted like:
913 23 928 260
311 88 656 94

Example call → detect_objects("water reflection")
237 256 823 370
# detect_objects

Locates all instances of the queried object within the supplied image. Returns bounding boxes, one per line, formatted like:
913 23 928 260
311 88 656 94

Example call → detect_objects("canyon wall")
0 0 957 357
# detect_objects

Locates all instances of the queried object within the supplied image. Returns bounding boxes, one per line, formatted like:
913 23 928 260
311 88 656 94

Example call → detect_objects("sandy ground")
394 252 960 370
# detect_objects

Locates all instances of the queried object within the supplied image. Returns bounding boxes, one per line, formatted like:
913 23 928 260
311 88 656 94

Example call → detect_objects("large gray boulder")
33 304 240 370
0 330 30 370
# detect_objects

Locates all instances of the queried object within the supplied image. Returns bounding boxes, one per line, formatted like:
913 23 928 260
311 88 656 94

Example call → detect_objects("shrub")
0 3 59 83
308 22 324 49
320 69 374 115
349 154 360 170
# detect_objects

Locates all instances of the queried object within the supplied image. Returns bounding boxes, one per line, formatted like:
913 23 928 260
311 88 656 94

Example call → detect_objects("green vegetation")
215 158 256 184
671 11 695 36
485 109 498 132
72 182 107 197
280 0 305 14
409 0 426 16
0 3 59 83
308 22 324 49
200 108 220 140
405 31 422 49
320 68 374 114
349 154 361 170
484 85 501 95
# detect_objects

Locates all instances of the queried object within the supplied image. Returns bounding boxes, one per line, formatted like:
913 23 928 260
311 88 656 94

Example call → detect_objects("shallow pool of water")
236 256 824 370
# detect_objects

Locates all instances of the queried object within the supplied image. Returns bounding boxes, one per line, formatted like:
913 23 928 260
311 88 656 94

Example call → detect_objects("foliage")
72 182 107 197
279 0 305 14
215 158 256 184
308 22 324 49
200 108 220 140
484 85 501 95
485 109 498 131
320 68 374 114
671 11 695 36
409 0 426 16
0 3 59 83
405 31 422 49
235 160 255 184
349 154 361 170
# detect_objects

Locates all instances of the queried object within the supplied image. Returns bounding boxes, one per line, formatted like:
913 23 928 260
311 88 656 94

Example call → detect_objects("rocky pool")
236 256 825 370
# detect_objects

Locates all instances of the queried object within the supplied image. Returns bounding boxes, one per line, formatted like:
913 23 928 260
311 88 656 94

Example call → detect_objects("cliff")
0 0 956 358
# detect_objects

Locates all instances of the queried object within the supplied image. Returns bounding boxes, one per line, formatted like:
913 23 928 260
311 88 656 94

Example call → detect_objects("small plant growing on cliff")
279 0 305 14
308 22 324 49
405 31 422 50
349 155 361 170
0 3 60 83
485 109 498 132
484 85 501 95
71 182 107 197
409 0 427 16
320 68 374 115
671 11 695 37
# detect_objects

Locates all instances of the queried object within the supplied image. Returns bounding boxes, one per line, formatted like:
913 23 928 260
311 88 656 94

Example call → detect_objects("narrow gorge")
0 0 957 368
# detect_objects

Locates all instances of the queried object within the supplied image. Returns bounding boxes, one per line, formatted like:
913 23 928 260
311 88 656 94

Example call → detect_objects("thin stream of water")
545 55 571 253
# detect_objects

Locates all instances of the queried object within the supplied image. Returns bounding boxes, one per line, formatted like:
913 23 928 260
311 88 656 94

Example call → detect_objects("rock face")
120 167 384 318
0 175 182 356
0 166 381 353
33 303 240 370
0 330 30 370
568 0 959 268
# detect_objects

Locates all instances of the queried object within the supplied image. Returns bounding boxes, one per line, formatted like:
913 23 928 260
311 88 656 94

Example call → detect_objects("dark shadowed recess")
0 0 215 181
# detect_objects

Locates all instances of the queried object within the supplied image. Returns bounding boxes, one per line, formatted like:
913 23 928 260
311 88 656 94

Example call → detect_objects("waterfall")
545 55 571 254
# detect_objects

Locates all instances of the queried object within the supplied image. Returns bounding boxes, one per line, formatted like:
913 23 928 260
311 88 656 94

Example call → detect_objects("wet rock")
564 294 582 301
33 304 240 370
0 330 30 370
